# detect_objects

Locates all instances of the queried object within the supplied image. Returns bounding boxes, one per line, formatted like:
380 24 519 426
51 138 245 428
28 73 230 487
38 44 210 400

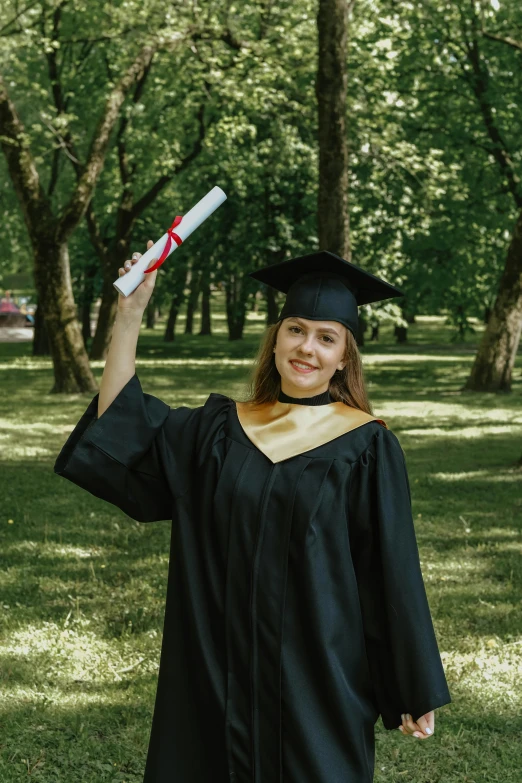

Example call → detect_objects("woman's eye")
289 326 333 343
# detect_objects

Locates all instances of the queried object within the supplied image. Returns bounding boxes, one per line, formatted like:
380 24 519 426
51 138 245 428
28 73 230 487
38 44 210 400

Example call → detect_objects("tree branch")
0 0 41 36
85 202 108 264
56 29 134 44
465 23 522 208
0 76 53 235
116 57 153 188
45 1 83 196
482 30 522 52
131 101 209 219
57 42 158 243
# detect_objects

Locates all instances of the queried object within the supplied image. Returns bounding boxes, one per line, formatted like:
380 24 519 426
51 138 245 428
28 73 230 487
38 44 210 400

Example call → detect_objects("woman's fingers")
119 241 153 277
399 712 434 740
403 713 424 738
415 712 434 737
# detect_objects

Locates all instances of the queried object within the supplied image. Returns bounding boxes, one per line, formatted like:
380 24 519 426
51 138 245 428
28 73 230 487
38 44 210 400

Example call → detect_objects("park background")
1 0 521 781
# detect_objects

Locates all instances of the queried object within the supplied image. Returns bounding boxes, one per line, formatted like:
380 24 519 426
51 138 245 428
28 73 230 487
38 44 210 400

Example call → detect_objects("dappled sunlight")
421 556 491 583
0 622 159 710
441 643 522 707
377 399 522 421
0 419 70 433
363 353 468 363
4 445 54 458
431 470 522 483
137 357 254 366
0 358 53 371
480 527 521 540
3 542 104 559
403 424 522 438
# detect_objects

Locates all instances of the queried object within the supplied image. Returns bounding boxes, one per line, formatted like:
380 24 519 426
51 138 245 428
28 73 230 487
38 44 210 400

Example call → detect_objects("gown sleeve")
54 373 202 523
348 425 452 730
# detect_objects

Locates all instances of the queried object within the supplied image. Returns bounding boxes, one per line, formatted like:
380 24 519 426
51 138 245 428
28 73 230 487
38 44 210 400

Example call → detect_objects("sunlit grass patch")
404 424 522 438
1 622 159 692
442 643 522 706
431 469 522 483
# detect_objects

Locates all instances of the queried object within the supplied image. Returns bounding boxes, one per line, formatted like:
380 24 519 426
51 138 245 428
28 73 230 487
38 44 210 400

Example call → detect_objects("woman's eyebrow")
290 318 340 336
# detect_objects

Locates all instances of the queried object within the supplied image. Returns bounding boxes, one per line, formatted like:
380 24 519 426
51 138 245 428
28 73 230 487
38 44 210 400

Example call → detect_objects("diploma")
113 186 227 297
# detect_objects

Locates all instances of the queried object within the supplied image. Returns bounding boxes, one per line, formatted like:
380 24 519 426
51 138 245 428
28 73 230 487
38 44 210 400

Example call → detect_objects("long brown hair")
241 320 374 414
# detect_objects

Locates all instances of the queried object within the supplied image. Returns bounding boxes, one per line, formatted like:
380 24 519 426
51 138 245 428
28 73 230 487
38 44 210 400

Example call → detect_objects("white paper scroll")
113 186 227 297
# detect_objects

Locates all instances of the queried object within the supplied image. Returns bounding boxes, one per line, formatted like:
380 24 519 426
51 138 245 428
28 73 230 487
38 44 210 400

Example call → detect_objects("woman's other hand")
398 710 434 739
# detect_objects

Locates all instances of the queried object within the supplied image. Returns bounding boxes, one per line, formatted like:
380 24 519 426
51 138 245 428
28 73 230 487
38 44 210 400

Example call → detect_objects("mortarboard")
249 250 404 337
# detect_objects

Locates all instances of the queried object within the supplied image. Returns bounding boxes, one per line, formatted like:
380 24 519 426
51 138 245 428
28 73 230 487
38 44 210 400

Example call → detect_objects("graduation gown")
54 374 451 783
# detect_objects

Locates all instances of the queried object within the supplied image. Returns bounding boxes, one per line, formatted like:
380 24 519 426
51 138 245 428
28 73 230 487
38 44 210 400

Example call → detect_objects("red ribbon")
144 216 183 273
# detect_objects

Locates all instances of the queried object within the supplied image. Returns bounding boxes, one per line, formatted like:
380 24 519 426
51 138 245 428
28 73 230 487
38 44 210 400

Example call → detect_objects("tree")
0 42 157 392
462 13 522 391
316 0 353 258
376 0 522 388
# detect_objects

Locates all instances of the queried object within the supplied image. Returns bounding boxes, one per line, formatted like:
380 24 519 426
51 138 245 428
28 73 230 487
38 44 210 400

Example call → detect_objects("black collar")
278 388 332 406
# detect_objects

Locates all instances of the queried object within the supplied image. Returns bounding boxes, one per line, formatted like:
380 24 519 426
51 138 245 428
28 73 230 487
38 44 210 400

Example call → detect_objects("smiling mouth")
290 360 318 371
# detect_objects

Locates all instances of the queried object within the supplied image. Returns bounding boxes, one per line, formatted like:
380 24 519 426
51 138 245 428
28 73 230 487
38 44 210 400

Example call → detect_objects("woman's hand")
398 710 434 740
117 240 158 315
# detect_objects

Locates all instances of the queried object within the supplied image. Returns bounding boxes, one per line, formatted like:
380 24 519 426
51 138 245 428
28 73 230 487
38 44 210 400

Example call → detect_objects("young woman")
55 246 451 783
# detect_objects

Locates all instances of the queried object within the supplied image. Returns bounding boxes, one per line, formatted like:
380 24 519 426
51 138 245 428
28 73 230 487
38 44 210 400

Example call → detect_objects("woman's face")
274 317 347 398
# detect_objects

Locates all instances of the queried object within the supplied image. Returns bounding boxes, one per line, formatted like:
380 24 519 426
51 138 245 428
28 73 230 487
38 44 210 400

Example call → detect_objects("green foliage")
1 0 522 333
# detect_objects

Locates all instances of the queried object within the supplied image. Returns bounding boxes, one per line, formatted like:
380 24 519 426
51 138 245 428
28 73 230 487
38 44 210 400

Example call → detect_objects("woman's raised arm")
98 240 157 418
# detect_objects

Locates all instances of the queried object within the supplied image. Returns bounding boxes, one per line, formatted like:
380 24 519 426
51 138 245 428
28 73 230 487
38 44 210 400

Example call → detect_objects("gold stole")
235 400 388 464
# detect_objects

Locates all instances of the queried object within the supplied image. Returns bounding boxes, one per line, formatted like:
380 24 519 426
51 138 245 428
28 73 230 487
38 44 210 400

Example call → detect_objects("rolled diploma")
113 186 227 297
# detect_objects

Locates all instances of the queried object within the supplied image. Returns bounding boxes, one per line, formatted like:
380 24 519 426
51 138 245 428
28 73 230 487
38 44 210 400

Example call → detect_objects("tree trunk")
356 315 366 346
164 266 189 342
265 285 280 326
198 279 212 336
146 299 156 329
316 0 351 259
164 297 180 342
463 209 522 392
395 325 408 344
32 302 50 356
460 27 522 392
81 298 92 346
225 273 248 341
0 45 157 393
228 319 245 340
80 260 97 347
36 241 98 393
185 268 201 335
89 262 119 360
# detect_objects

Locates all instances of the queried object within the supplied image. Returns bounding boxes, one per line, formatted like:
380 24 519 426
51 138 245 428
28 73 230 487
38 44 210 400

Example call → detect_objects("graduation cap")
249 250 404 337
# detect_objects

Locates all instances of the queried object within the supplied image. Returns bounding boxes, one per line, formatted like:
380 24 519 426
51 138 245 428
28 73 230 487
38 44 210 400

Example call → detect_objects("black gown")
54 374 451 783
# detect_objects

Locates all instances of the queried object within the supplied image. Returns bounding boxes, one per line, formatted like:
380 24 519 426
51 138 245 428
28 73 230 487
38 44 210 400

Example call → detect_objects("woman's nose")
298 336 315 353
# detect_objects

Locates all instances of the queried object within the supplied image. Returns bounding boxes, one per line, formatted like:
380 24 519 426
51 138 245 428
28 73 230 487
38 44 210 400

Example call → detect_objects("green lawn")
1 306 521 782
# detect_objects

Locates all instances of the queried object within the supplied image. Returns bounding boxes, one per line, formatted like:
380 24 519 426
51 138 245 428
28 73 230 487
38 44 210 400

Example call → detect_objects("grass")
1 300 521 782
